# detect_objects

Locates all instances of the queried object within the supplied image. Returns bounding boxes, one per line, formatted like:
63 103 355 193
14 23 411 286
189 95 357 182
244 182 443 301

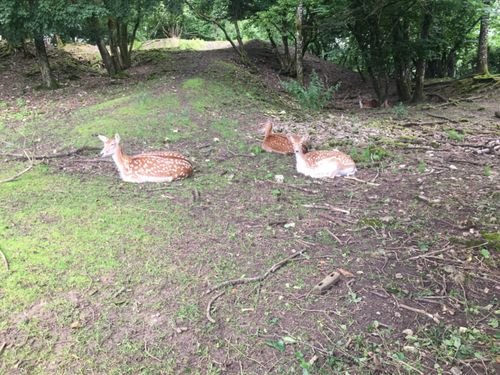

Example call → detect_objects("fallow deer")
287 134 356 179
261 120 306 154
98 134 193 183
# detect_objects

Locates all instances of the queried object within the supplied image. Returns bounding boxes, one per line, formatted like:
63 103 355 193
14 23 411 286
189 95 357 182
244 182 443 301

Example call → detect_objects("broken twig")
345 176 380 186
0 151 33 183
303 204 350 215
398 302 441 324
0 249 8 271
206 291 225 323
207 250 307 295
205 250 307 323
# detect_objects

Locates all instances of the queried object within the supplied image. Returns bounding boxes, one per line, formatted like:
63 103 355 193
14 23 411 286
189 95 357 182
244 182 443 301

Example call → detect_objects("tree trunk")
129 12 142 55
108 18 123 72
392 19 412 101
412 10 433 103
295 2 305 86
232 19 244 51
96 37 117 76
33 34 58 89
117 21 131 68
476 0 490 75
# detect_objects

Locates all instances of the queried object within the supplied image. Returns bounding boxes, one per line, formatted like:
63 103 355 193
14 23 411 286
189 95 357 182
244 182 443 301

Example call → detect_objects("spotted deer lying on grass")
261 120 307 155
358 95 390 108
287 134 356 179
98 134 193 183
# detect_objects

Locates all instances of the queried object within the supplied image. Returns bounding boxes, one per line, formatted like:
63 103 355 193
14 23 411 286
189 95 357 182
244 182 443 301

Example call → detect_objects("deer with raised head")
287 134 356 179
358 95 391 109
358 95 379 109
98 134 193 183
261 120 306 155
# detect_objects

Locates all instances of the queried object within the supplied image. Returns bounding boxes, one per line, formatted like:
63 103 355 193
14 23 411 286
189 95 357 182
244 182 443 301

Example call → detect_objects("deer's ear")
98 135 108 143
114 134 121 143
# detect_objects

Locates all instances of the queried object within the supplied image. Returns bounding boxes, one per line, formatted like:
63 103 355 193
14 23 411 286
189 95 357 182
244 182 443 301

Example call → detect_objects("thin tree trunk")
476 0 490 75
412 10 432 103
232 19 244 50
108 18 123 72
117 21 131 68
96 37 117 76
129 12 142 55
33 34 58 89
295 2 305 86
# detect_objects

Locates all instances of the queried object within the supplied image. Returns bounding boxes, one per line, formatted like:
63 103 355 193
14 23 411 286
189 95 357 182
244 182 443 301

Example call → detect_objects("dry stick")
206 291 225 324
1 146 100 161
0 250 8 271
206 250 307 295
303 204 350 215
0 150 33 183
344 176 380 186
400 120 447 127
143 339 162 362
426 112 459 123
325 228 343 245
398 302 440 324
0 164 33 183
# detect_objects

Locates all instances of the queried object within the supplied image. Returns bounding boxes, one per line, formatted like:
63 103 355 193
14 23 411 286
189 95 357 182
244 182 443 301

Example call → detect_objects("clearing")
0 40 499 374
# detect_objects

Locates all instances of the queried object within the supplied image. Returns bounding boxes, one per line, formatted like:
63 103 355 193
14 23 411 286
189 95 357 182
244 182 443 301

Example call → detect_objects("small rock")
274 174 284 183
402 328 413 336
449 164 457 170
284 222 295 229
403 345 418 353
175 326 188 334
450 366 462 375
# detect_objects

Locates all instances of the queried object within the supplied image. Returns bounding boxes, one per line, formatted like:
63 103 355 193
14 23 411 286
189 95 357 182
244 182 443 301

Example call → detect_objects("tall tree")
412 3 433 103
186 0 263 65
476 0 492 74
0 0 62 88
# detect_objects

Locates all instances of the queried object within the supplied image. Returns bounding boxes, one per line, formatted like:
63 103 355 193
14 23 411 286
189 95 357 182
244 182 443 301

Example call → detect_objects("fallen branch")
426 112 459 123
398 302 441 324
303 204 350 214
345 176 380 186
0 163 33 183
205 250 307 323
325 229 343 245
1 146 100 161
400 120 447 127
0 150 33 183
207 250 307 295
206 291 224 323
0 249 8 271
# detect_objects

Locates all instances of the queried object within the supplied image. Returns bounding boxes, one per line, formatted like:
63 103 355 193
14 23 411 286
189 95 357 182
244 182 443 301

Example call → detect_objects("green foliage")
446 129 465 141
281 70 338 110
351 144 391 165
392 102 408 119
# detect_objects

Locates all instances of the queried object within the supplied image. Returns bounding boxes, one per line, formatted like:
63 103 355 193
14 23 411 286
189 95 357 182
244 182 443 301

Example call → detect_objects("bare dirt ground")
0 40 499 374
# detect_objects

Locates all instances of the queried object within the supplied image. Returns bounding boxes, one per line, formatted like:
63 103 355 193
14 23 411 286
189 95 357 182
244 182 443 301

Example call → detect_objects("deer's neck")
264 125 272 138
112 144 130 173
294 150 311 170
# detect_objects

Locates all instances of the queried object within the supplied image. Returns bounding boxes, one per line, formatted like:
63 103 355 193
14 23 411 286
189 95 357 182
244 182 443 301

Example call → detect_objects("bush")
392 102 408 119
281 70 339 110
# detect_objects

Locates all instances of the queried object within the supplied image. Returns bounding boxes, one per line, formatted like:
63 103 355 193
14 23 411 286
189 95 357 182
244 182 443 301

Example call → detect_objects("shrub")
392 102 408 119
281 70 339 110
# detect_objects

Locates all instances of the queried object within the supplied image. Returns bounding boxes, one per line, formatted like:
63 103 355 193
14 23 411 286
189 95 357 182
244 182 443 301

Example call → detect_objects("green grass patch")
0 165 189 324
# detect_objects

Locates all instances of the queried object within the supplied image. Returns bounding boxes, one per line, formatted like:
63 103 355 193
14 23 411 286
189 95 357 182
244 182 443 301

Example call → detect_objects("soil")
0 39 499 374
